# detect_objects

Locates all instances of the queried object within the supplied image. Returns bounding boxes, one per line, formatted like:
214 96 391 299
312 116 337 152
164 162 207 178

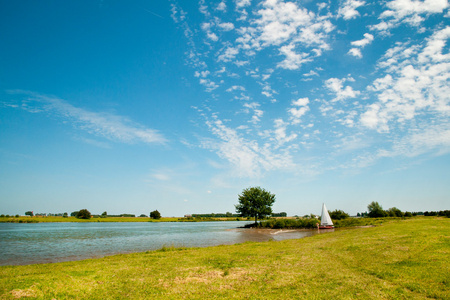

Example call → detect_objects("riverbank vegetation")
254 216 389 229
1 217 448 299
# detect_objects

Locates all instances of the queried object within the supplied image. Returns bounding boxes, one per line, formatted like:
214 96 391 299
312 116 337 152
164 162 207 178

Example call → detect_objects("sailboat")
319 203 334 229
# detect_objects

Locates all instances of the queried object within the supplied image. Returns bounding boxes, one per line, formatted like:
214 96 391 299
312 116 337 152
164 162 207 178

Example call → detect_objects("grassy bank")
1 218 449 299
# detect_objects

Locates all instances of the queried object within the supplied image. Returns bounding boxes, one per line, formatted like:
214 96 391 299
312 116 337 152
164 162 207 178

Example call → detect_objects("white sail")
320 203 333 226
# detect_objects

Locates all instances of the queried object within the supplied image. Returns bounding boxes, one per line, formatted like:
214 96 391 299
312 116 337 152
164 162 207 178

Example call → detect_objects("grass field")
1 217 448 299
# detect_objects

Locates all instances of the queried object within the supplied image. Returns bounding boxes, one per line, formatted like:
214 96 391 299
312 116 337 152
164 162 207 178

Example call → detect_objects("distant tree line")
70 211 137 218
362 202 449 218
271 212 287 217
192 213 239 218
189 212 286 218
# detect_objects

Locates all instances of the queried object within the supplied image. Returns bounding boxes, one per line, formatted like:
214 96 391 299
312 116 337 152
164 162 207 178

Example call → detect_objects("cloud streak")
7 91 167 145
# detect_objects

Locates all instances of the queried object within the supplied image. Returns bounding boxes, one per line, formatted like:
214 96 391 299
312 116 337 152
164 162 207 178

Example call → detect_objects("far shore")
0 216 250 223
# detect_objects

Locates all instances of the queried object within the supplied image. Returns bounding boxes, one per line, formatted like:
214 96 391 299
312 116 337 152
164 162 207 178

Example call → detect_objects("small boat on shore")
319 203 334 229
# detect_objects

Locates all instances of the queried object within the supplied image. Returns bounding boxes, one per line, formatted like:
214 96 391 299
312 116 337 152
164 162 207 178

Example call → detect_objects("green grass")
1 217 449 299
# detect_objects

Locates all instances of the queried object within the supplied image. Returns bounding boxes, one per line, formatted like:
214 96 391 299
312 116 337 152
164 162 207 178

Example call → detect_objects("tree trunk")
255 215 257 226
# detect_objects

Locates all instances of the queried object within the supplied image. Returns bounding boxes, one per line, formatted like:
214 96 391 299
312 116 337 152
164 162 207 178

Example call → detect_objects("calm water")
0 222 325 266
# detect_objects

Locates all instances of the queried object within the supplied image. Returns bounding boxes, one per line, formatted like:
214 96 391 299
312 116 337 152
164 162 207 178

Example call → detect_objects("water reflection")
0 222 332 266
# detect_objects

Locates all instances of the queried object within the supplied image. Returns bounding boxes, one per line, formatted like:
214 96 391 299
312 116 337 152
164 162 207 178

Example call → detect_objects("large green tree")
235 187 275 225
367 201 387 218
387 207 404 217
76 209 91 219
150 210 161 219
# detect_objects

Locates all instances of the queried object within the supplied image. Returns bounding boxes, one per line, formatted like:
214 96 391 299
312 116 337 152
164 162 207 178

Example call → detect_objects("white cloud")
371 0 448 33
194 70 210 78
243 102 264 124
202 117 294 177
361 26 450 133
218 46 239 62
170 4 186 23
231 0 334 66
325 78 361 102
256 0 333 48
169 0 450 177
381 124 450 157
288 97 310 124
207 32 219 41
199 78 220 92
217 1 227 11
201 22 219 42
217 22 235 31
273 118 297 146
226 85 246 92
235 0 251 8
348 33 374 58
303 70 319 77
9 91 167 144
351 33 374 47
338 0 366 20
199 0 209 16
277 44 312 70
348 48 362 58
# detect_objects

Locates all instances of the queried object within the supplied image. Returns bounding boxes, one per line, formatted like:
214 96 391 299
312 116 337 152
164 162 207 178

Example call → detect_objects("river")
0 221 326 266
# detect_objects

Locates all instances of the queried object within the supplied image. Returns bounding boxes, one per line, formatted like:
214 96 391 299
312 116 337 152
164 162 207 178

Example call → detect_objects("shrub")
150 210 161 220
76 209 91 219
258 218 319 229
329 209 350 220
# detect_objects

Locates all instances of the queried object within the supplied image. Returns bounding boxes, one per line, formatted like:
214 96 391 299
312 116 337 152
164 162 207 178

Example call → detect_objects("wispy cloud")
362 26 450 132
338 0 366 20
170 0 450 178
201 115 295 177
370 0 448 34
325 77 360 102
348 33 374 58
7 91 167 144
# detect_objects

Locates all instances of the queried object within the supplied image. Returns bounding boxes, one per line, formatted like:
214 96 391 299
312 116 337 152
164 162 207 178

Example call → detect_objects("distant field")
1 217 448 299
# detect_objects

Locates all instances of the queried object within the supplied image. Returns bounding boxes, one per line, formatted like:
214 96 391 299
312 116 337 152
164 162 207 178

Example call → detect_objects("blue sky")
1 0 449 217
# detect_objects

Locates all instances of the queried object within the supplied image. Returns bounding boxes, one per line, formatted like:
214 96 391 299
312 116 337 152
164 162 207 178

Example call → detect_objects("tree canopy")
76 209 91 219
150 210 161 219
235 186 275 225
367 201 387 218
329 209 350 220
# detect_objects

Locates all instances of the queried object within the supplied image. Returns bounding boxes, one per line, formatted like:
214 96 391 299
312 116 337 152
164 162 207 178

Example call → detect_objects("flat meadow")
0 217 448 299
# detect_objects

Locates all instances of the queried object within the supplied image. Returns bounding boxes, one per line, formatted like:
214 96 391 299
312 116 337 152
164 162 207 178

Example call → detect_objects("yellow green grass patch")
1 217 448 299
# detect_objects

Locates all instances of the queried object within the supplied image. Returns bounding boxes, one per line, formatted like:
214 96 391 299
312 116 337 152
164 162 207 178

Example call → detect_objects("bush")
150 210 161 220
329 209 350 220
76 209 91 219
258 218 319 229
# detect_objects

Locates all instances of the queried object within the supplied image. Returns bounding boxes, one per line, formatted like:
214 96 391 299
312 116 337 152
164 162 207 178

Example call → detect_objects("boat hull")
318 225 334 229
